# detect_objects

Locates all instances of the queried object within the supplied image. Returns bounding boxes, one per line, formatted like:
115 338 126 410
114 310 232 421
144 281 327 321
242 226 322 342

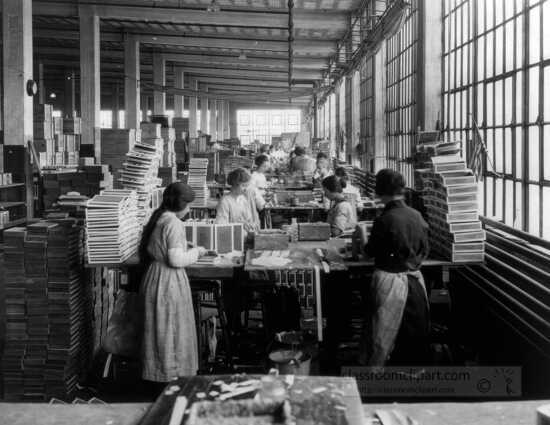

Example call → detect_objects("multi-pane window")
443 0 550 239
352 69 361 164
360 55 375 169
385 0 419 186
236 109 301 145
330 92 337 144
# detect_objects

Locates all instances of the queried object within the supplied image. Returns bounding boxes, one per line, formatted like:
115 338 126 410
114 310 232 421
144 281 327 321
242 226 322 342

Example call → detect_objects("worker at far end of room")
139 183 207 391
215 167 261 236
250 154 271 211
313 152 334 185
322 175 358 237
358 169 430 367
290 146 316 176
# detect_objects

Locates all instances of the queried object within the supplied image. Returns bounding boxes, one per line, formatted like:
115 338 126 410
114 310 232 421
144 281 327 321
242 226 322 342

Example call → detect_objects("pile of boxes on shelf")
0 172 13 186
414 132 485 263
34 104 82 168
41 165 113 210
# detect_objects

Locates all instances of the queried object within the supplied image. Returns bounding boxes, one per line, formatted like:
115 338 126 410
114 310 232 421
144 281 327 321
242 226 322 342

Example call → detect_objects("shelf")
0 218 26 230
0 183 25 189
0 201 26 208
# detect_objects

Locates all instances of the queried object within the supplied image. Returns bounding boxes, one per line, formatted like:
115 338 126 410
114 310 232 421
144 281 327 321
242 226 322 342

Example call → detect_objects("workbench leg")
213 281 234 369
314 266 323 342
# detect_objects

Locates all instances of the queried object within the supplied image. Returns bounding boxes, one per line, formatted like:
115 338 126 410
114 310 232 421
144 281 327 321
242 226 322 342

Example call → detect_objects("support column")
124 33 140 129
174 67 185 118
223 101 230 140
216 100 224 141
200 85 208 134
112 83 120 129
141 93 148 122
79 5 101 160
38 62 45 105
153 52 165 115
188 77 198 138
313 95 318 139
417 0 442 130
229 102 238 139
3 0 33 148
2 0 33 216
209 98 217 141
64 69 76 118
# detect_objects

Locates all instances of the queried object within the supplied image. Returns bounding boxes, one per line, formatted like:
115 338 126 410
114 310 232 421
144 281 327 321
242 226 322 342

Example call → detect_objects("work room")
0 0 549 424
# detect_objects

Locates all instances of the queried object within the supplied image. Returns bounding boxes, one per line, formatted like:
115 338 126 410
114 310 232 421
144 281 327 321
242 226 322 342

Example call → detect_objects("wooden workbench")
137 375 365 425
0 399 547 425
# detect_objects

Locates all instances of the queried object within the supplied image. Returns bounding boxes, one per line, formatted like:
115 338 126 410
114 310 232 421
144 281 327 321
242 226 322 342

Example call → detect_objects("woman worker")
321 175 358 237
313 152 333 185
215 167 261 234
139 183 207 390
359 169 430 366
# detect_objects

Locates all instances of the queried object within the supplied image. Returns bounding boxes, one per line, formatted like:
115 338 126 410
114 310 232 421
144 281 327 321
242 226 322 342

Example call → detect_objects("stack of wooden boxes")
415 140 485 263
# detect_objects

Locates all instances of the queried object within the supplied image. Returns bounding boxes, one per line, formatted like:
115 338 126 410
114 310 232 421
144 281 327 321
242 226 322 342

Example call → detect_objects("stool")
190 280 233 371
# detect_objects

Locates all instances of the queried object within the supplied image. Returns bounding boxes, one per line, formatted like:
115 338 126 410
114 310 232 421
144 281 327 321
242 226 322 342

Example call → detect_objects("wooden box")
298 223 331 241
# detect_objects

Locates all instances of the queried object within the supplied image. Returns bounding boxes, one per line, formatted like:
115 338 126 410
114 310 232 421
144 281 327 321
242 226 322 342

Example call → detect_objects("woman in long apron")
359 169 431 366
139 183 207 388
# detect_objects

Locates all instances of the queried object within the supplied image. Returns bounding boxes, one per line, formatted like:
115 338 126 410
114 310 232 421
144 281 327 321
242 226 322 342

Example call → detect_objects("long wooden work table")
86 238 481 343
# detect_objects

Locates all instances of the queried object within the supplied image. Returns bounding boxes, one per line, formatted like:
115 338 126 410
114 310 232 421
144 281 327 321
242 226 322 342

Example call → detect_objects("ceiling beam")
33 47 327 70
163 53 327 70
139 35 335 55
193 76 313 88
33 2 348 32
33 29 336 55
182 66 321 80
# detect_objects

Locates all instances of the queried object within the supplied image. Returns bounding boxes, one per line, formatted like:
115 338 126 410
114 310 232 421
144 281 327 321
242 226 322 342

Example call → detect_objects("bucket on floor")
269 349 311 375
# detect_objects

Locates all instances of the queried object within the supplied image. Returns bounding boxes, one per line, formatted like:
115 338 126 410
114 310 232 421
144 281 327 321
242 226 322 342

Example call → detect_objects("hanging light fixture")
206 0 221 13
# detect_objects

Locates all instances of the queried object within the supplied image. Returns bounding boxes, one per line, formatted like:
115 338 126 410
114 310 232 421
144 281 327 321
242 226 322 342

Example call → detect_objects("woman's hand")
197 247 208 257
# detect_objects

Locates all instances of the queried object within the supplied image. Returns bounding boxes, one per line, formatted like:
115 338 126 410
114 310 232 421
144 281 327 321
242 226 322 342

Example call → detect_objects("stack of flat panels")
416 151 485 263
158 166 177 186
34 104 54 140
62 118 82 135
85 190 140 264
45 219 87 399
119 142 162 225
183 219 244 253
187 158 209 208
191 152 219 181
1 220 88 401
161 128 176 167
2 227 28 401
100 129 138 186
189 136 208 153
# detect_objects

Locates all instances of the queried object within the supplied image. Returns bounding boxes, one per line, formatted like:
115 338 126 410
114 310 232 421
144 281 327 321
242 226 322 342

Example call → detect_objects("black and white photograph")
0 0 549 424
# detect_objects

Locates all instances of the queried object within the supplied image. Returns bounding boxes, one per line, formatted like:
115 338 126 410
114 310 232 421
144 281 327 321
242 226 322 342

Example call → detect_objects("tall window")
361 55 375 169
385 0 419 185
443 0 550 239
237 109 301 145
